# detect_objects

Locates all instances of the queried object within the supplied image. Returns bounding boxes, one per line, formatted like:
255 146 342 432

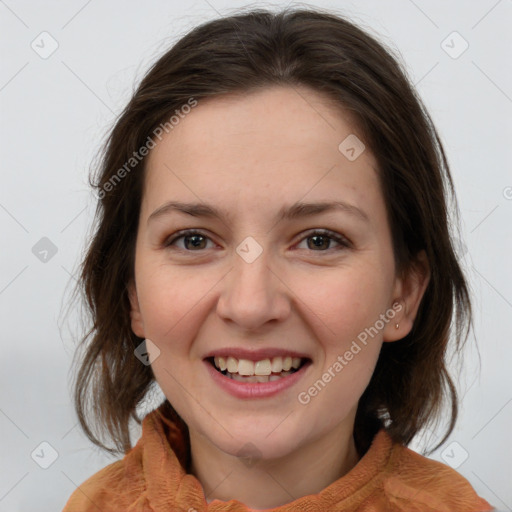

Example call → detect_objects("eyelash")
163 229 351 254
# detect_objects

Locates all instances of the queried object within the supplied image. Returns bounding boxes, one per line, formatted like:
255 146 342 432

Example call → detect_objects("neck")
189 421 360 509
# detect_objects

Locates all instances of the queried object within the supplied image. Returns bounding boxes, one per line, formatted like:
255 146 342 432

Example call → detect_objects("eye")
164 230 215 251
295 229 350 252
164 228 350 254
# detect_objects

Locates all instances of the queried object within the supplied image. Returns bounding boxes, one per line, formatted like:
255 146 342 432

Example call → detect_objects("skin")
128 85 430 509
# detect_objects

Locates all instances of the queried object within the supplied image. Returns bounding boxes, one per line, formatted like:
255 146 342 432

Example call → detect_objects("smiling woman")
63 6 492 512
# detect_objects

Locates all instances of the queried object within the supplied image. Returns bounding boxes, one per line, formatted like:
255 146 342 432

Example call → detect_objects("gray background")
1 0 511 510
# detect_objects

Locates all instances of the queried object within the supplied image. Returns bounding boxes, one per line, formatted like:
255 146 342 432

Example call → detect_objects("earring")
395 323 399 329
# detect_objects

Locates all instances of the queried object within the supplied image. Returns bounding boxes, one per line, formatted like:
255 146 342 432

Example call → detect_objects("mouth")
206 355 310 383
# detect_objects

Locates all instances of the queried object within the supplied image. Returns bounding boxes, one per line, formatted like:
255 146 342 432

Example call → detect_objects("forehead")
142 86 382 220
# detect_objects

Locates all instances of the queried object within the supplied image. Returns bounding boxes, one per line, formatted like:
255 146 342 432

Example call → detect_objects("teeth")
227 357 238 373
232 373 255 382
214 356 228 371
229 371 292 382
238 359 254 376
254 359 271 376
212 355 305 376
271 356 282 373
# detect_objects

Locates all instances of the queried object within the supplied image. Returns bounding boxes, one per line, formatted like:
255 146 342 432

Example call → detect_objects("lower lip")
204 359 311 399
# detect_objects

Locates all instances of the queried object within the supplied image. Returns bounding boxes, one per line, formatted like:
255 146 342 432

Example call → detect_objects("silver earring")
395 323 399 329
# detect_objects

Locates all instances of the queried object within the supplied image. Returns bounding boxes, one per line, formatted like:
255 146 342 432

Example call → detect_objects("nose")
216 243 291 332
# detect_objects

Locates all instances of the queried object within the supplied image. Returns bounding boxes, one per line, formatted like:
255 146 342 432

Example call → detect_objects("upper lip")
203 347 311 361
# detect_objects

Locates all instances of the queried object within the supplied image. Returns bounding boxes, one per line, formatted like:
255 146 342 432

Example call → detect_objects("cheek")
295 269 386 424
135 263 211 348
295 263 390 351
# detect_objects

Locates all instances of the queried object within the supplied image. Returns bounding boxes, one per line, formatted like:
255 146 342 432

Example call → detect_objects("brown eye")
164 228 350 254
165 230 214 251
296 229 350 252
307 234 331 250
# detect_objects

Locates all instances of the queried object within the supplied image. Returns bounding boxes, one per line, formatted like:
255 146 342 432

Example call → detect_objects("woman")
63 7 493 511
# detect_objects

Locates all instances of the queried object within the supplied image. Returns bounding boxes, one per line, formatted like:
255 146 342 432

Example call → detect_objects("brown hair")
67 6 472 457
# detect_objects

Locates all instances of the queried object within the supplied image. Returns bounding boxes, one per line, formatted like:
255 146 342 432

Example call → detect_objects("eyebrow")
147 200 369 225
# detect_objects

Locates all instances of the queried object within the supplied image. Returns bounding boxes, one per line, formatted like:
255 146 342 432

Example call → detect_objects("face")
128 86 427 461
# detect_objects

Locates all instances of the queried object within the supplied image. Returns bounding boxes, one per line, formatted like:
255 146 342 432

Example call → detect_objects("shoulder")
381 440 493 512
62 452 146 512
61 405 188 511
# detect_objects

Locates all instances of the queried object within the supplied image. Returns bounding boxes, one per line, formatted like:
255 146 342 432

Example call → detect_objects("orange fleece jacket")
62 404 493 512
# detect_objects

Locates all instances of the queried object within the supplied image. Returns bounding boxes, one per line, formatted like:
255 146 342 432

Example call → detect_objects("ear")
127 279 145 338
383 250 430 342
